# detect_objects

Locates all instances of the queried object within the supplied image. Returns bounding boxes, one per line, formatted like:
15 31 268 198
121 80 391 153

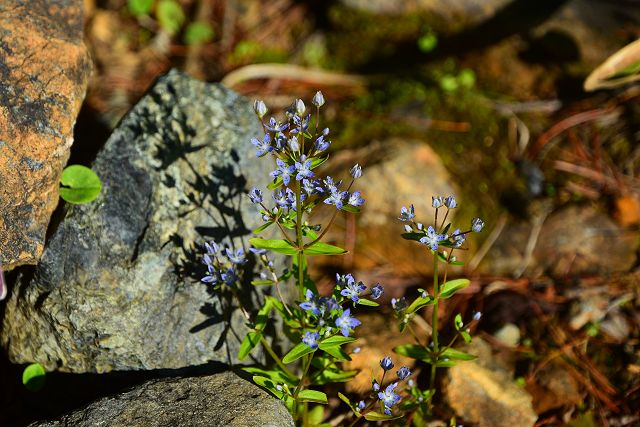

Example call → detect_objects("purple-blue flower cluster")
200 240 248 288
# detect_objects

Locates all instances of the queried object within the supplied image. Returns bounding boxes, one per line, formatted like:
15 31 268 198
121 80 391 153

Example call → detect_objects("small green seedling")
22 363 46 392
59 165 102 204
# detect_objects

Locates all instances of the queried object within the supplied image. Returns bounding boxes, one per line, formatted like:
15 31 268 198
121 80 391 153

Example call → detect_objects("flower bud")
312 91 325 107
295 99 306 116
471 217 485 232
380 356 394 371
350 164 362 179
444 195 457 209
432 196 443 208
253 100 267 118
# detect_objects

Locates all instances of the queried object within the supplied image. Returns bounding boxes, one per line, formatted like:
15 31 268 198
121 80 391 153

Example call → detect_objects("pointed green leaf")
441 347 476 361
310 156 329 170
341 205 361 214
312 368 358 385
282 342 315 364
407 295 434 314
401 232 424 242
393 344 430 361
252 375 285 399
267 176 284 190
357 298 379 307
318 335 356 348
250 238 298 255
253 221 274 234
320 345 351 361
303 242 347 256
298 389 328 404
364 412 403 421
440 279 470 299
251 279 275 286
244 367 297 386
338 392 361 415
238 331 262 360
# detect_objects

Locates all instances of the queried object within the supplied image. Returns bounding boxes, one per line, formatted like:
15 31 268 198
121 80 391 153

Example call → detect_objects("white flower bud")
295 99 306 116
253 100 267 118
312 91 325 107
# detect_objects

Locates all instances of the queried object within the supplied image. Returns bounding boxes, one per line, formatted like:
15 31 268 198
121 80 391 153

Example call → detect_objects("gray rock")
0 0 92 270
1 70 271 372
30 371 294 427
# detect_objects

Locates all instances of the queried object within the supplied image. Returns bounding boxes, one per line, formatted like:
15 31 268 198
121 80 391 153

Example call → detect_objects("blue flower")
419 226 446 251
378 382 401 414
320 296 340 314
372 380 380 392
265 117 289 132
221 268 238 286
370 283 384 299
451 229 466 248
288 136 300 152
248 187 263 204
432 196 443 208
272 189 289 208
299 289 323 316
340 279 366 303
335 309 361 337
356 400 365 411
471 217 485 232
285 187 305 211
399 205 415 221
225 248 247 265
273 133 287 151
323 177 348 210
290 114 310 134
251 134 272 157
204 241 219 255
397 366 411 380
314 135 331 152
348 191 365 207
302 331 321 349
380 356 394 371
270 159 295 186
295 155 314 181
201 262 218 284
444 195 457 209
249 247 266 255
391 297 407 312
302 179 322 196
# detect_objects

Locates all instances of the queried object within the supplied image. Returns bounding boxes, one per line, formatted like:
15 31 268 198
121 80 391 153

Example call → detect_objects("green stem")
427 253 439 412
260 336 294 377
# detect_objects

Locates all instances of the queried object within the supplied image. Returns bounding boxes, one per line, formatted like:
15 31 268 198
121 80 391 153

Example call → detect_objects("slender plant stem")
293 353 313 398
260 336 294 377
427 253 439 412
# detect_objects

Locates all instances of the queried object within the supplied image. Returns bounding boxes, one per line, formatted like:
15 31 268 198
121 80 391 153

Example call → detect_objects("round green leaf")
156 0 185 35
22 363 46 391
183 22 215 45
59 165 102 204
128 0 154 16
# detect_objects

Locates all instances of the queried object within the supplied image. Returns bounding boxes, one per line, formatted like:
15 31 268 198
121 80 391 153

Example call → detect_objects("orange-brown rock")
0 0 91 270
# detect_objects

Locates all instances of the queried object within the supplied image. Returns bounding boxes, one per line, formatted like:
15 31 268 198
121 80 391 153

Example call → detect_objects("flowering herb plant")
393 197 484 422
198 92 484 426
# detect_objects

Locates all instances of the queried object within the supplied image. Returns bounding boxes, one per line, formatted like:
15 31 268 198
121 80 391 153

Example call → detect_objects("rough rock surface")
0 0 92 270
30 371 294 427
312 139 456 277
1 70 270 372
446 339 538 427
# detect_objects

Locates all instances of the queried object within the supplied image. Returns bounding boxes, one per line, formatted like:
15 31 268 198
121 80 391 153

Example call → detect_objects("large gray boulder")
30 371 294 427
1 70 270 373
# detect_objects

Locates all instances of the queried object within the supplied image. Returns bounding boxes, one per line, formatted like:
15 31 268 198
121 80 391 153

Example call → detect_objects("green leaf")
156 0 185 35
254 299 273 331
435 359 458 367
441 347 476 361
250 238 298 255
338 392 360 415
401 232 424 242
394 344 430 361
318 335 355 348
417 32 438 53
267 176 284 190
298 389 328 404
341 205 361 214
320 345 351 361
238 331 262 360
183 22 214 45
282 342 315 364
253 221 273 234
22 363 46 391
310 156 328 170
59 165 102 204
364 412 403 421
252 375 284 399
460 330 472 344
244 367 296 386
440 279 470 299
303 242 347 256
357 298 379 307
407 295 434 314
251 279 275 286
308 405 325 425
312 368 358 385
302 227 319 240
454 313 463 330
128 0 153 16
